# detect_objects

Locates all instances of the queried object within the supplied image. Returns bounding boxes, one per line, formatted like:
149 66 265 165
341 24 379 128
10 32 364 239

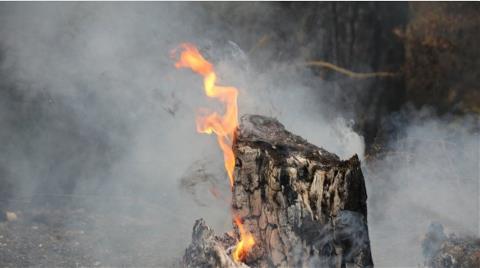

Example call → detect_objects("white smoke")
0 2 477 267
365 112 479 266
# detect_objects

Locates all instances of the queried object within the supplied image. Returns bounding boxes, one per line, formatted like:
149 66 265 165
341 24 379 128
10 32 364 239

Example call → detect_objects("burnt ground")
0 198 183 268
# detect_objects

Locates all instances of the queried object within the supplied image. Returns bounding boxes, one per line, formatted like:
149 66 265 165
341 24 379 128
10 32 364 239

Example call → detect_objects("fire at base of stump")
183 115 373 268
183 219 249 268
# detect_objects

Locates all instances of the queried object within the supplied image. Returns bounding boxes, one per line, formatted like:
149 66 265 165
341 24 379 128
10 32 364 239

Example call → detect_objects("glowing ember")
233 216 256 262
174 43 254 263
174 43 237 187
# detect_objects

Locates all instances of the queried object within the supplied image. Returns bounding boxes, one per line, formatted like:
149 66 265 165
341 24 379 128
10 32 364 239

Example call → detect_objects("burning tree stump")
184 114 373 268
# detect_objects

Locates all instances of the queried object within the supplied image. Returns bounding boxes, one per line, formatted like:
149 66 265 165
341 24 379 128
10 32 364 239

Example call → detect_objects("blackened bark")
232 115 373 267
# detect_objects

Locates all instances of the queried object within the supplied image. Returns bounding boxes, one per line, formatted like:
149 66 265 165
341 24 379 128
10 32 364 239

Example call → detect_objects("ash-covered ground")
1 198 186 267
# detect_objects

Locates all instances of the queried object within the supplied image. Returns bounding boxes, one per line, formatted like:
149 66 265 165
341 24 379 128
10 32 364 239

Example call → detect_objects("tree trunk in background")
291 2 408 151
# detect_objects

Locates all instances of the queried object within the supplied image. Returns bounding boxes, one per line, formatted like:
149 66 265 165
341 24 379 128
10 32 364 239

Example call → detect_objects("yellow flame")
233 216 256 262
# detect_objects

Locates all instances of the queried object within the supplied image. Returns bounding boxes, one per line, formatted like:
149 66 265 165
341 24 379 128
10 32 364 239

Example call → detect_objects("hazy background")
0 2 477 267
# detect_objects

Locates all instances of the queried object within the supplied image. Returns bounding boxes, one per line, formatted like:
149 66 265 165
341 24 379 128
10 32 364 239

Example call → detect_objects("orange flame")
233 216 256 262
174 43 254 263
174 43 237 187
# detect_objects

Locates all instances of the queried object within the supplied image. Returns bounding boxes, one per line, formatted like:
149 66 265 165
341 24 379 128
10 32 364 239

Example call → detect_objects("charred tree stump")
232 115 372 267
184 114 373 268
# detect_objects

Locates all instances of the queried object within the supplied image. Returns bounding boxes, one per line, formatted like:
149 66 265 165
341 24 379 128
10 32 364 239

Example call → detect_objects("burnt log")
422 223 480 268
184 114 373 267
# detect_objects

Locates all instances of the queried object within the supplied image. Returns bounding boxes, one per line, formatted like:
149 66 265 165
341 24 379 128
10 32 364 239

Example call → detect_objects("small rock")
6 211 17 221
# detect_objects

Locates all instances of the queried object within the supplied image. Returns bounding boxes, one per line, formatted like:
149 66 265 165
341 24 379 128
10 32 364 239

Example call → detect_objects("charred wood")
422 223 480 268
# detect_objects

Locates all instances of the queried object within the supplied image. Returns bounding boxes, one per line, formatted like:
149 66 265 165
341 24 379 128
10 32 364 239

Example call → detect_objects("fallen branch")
305 60 399 79
248 34 400 80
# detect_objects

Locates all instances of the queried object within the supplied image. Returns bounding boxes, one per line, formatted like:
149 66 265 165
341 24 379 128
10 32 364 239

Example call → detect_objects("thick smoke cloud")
0 2 477 266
